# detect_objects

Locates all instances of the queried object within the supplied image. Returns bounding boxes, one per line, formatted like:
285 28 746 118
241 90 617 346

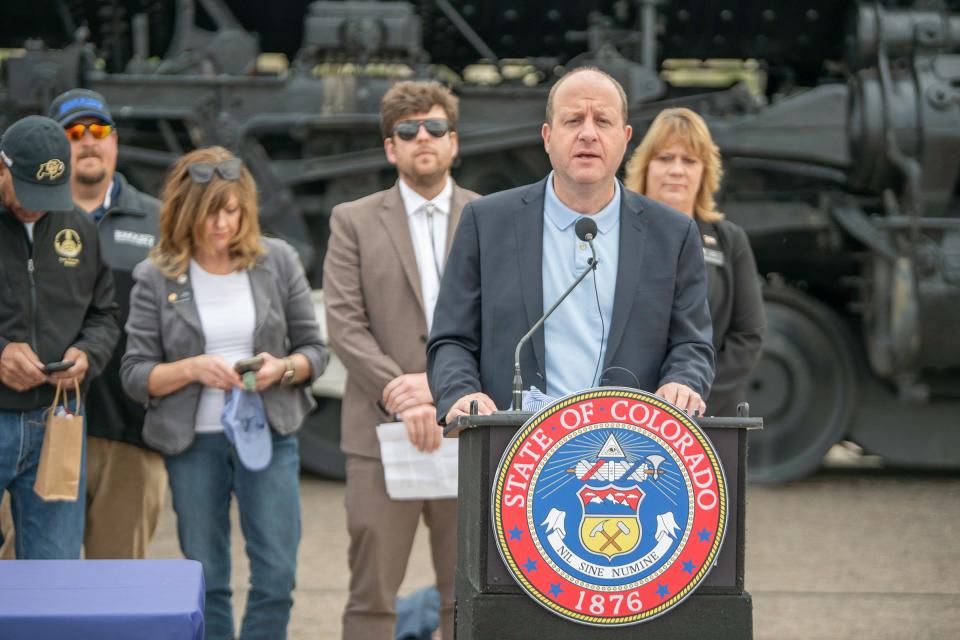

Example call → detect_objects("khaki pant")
84 436 167 558
0 491 12 559
343 455 458 640
0 436 167 559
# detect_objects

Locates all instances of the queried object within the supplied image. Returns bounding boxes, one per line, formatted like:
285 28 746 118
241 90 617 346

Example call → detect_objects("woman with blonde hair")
625 108 764 416
121 146 328 639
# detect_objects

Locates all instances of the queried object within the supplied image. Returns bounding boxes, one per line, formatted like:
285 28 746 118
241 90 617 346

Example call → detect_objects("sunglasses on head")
64 122 113 142
186 157 243 183
392 118 451 141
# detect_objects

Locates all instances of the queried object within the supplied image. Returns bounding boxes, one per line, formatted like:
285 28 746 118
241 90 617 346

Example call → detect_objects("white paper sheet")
375 422 458 500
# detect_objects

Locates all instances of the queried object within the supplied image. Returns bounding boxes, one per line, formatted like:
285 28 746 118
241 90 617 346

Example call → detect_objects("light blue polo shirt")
542 173 621 398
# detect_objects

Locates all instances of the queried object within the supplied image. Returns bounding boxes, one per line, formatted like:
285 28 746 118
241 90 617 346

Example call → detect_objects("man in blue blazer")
427 67 715 425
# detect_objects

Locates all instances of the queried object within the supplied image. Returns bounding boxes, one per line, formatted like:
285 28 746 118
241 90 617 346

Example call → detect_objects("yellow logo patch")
55 228 82 266
36 159 66 181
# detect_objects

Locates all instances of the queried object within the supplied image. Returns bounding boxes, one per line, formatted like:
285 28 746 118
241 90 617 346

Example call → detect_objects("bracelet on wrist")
280 356 296 386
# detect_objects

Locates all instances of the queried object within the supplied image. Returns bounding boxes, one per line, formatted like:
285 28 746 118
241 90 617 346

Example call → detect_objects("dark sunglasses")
64 122 113 141
393 118 451 141
186 158 243 183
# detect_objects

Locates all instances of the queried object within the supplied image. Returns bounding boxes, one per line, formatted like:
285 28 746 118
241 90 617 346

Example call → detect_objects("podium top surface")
446 410 763 437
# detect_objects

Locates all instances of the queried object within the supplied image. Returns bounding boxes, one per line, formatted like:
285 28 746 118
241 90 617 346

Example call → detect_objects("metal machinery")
3 0 959 482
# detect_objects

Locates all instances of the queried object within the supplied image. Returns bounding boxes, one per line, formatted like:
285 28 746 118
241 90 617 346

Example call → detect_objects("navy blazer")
427 178 715 421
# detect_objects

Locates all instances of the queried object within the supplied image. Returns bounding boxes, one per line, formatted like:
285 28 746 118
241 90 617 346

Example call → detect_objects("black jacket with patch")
0 203 119 411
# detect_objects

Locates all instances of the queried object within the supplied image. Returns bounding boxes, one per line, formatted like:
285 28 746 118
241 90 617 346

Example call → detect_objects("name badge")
703 247 725 267
167 290 192 304
114 229 156 248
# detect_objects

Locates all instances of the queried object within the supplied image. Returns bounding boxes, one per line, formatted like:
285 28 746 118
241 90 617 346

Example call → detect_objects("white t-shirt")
190 260 256 433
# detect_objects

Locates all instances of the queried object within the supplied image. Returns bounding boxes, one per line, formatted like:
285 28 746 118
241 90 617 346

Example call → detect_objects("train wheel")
298 397 346 480
745 286 858 483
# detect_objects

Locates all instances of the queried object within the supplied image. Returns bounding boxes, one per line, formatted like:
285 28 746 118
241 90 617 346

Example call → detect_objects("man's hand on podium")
383 372 433 415
445 392 497 426
401 403 444 452
656 382 706 417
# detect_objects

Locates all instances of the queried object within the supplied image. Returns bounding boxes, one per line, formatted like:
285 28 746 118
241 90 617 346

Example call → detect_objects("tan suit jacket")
324 181 480 458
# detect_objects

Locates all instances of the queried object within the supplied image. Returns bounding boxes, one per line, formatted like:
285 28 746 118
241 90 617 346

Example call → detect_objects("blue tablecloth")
0 560 204 640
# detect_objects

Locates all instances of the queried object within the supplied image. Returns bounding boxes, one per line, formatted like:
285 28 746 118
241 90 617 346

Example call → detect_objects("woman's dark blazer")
698 219 765 416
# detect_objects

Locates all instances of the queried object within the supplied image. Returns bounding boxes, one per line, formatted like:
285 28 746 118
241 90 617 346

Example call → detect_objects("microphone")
511 217 600 411
575 217 598 242
575 216 599 266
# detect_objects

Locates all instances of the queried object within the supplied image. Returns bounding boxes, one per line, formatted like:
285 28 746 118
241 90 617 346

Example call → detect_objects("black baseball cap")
48 88 115 127
0 115 74 213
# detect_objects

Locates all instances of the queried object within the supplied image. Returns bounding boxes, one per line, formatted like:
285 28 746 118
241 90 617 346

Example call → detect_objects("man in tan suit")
324 81 479 640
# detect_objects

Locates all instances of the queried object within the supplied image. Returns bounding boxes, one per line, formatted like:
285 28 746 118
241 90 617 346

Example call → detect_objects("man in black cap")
44 88 166 559
0 114 119 559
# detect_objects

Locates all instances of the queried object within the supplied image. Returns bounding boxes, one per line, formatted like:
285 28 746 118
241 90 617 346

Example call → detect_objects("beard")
75 166 108 186
405 167 448 190
404 153 451 190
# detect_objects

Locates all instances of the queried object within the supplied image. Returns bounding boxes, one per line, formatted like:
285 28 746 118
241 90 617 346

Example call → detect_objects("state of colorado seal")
492 388 727 626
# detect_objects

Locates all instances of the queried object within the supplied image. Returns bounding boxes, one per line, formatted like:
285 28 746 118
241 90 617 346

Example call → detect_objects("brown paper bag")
33 381 84 501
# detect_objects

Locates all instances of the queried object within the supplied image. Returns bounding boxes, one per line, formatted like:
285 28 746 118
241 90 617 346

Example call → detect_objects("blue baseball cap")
221 388 273 472
48 88 115 127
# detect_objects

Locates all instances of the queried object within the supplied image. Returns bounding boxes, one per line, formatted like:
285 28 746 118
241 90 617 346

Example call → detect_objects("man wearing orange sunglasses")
43 89 165 560
51 90 120 214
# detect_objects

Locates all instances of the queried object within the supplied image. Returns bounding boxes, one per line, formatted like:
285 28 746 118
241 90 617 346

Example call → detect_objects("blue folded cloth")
521 386 557 412
395 585 440 640
221 388 272 471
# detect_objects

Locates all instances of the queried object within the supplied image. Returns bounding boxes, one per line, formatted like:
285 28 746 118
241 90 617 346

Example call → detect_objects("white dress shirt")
397 177 453 333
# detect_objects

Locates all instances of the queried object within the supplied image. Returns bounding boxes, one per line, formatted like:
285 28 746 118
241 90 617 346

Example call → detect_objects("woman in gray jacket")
121 146 328 640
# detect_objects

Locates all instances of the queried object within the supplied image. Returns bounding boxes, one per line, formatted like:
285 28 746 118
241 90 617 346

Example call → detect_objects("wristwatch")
280 357 296 386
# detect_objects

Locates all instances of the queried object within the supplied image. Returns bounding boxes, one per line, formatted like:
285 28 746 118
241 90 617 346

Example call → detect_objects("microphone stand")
512 250 598 411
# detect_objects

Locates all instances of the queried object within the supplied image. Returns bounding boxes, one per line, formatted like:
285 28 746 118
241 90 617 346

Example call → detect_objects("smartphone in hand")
42 360 75 374
234 356 264 374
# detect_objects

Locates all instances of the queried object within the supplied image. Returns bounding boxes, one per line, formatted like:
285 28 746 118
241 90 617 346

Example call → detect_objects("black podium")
446 410 761 639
